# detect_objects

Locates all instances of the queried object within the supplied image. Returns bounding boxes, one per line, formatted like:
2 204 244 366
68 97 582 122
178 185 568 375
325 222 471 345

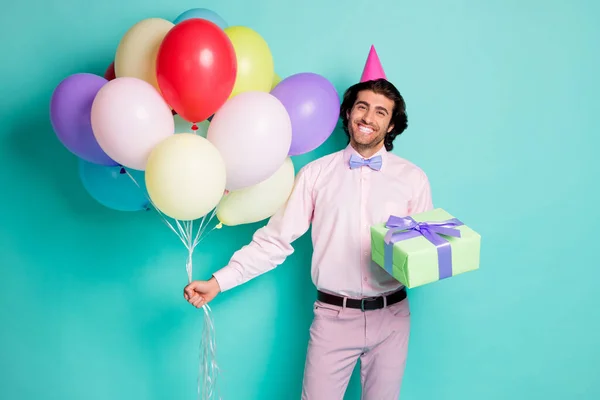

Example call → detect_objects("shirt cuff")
212 265 240 293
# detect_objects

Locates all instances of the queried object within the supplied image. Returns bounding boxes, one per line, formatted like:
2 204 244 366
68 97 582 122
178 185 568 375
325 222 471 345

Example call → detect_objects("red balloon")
156 19 237 124
104 61 116 81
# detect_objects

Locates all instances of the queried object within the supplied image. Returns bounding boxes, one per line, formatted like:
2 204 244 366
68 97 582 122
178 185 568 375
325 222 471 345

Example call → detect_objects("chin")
353 136 385 149
353 133 376 144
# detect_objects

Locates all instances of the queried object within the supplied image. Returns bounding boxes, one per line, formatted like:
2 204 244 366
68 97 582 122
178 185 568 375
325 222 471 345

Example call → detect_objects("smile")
357 124 374 134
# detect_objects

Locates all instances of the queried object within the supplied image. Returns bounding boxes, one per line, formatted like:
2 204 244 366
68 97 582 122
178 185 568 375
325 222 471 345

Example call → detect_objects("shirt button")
364 251 368 256
364 277 368 282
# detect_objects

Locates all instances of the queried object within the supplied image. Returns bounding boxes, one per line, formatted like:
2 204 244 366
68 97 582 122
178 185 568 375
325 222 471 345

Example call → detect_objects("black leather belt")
317 287 406 311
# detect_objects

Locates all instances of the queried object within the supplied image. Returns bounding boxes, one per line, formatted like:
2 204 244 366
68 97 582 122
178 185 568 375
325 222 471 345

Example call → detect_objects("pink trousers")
301 297 411 400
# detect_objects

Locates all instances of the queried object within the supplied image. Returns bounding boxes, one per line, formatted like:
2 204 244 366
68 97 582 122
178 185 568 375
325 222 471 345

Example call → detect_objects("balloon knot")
216 222 223 229
191 123 198 131
119 167 126 174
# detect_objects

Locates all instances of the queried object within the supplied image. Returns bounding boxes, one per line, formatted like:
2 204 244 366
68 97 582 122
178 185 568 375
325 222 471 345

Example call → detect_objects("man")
184 78 433 399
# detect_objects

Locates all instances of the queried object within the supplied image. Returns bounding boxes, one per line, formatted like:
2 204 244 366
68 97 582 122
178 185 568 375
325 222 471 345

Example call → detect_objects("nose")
361 109 375 124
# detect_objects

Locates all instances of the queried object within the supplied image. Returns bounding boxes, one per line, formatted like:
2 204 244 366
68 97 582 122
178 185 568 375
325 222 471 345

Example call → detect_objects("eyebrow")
355 100 390 115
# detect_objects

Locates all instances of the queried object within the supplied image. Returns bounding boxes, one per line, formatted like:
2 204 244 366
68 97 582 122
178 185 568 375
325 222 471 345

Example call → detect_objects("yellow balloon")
271 72 282 90
146 134 226 221
114 18 174 94
217 158 295 226
224 26 274 98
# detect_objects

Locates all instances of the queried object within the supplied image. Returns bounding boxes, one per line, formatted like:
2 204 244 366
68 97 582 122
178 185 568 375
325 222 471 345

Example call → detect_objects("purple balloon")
50 73 117 165
271 72 340 156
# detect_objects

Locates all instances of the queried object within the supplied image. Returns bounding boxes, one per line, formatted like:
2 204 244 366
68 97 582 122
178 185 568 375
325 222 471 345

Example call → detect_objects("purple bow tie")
349 154 382 171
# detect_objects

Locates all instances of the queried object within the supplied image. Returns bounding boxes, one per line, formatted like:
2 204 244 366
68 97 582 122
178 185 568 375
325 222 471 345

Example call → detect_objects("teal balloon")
173 8 228 29
78 159 149 212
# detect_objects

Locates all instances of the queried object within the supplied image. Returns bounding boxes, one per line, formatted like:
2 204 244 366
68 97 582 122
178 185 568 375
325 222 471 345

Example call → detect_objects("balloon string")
199 303 220 400
124 170 222 400
185 220 221 400
124 170 188 247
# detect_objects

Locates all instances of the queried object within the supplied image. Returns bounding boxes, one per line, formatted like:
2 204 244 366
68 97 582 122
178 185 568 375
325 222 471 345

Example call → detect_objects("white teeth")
358 125 373 133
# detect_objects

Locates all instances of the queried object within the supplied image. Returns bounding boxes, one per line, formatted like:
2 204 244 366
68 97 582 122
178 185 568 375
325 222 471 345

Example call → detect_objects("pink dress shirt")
213 144 434 298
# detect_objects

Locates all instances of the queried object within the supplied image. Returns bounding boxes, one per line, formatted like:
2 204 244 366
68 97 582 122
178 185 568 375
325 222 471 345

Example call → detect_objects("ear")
387 123 394 133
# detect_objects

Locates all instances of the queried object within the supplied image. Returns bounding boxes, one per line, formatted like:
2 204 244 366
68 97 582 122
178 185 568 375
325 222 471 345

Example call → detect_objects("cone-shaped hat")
360 45 386 82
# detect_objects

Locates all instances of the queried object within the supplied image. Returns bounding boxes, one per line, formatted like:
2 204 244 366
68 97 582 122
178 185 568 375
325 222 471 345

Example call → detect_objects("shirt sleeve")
410 169 434 214
212 165 316 292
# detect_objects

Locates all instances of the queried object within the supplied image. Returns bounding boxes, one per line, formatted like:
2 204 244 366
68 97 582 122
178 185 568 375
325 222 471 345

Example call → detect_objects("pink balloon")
91 77 174 170
207 92 291 191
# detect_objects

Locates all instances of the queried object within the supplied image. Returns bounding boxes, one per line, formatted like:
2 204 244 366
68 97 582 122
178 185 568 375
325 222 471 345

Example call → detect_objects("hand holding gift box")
371 209 481 288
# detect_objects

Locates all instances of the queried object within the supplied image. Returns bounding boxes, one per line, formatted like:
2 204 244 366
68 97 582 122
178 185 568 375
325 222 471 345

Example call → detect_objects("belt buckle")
360 297 377 312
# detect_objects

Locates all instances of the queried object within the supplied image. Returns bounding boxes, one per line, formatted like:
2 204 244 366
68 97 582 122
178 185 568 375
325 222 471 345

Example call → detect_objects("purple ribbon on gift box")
384 215 464 280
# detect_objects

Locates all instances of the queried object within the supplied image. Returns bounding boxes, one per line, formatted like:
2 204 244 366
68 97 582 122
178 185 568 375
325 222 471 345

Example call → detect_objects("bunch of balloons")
50 7 340 228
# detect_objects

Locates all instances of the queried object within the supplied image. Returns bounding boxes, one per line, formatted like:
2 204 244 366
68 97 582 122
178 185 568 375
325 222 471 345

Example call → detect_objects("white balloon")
207 91 291 191
91 77 174 170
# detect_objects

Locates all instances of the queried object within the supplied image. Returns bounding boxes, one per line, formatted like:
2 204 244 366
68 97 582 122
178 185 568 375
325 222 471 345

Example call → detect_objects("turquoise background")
1 0 598 399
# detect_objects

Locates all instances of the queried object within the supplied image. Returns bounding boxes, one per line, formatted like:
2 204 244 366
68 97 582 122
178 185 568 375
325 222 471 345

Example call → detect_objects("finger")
184 287 196 299
192 297 205 308
193 297 204 306
188 294 200 304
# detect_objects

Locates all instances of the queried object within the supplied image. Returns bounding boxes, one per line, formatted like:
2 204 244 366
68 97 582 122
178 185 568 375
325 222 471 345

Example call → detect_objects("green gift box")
370 208 481 288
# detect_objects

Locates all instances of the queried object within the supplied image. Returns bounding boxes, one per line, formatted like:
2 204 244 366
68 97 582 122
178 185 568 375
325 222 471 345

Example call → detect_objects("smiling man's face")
346 89 395 154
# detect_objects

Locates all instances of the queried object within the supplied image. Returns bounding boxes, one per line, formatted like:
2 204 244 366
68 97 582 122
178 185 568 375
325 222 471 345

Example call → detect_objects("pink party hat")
360 45 386 82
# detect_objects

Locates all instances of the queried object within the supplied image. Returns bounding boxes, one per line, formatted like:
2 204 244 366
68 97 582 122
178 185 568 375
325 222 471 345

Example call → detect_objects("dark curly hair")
340 78 408 151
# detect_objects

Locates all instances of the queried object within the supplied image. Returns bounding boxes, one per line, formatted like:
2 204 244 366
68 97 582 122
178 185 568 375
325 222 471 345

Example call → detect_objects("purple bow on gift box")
384 215 464 280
